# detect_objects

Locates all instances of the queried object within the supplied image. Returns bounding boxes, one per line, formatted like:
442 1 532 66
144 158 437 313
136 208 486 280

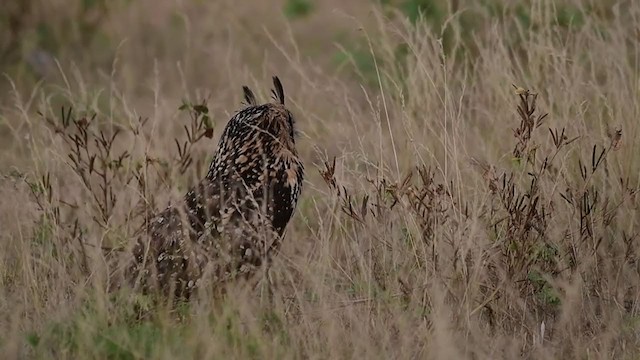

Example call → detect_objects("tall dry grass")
1 0 639 358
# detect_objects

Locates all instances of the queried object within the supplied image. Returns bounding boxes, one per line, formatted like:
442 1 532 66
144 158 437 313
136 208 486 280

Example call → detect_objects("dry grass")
1 0 640 358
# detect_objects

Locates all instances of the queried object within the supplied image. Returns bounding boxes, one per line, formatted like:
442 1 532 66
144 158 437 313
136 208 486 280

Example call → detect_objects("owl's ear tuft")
271 76 285 105
242 86 257 106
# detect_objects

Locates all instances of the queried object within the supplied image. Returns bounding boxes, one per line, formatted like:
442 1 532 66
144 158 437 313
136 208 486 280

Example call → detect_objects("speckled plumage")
128 77 303 298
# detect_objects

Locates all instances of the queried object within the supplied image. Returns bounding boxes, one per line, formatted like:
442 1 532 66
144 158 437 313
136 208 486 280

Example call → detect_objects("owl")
128 76 303 298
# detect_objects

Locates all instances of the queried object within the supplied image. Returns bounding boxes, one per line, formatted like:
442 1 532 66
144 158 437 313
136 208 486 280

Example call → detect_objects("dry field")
1 0 639 358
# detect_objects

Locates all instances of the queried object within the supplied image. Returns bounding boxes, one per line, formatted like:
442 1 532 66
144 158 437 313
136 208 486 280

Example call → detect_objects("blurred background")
1 0 626 173
2 0 618 95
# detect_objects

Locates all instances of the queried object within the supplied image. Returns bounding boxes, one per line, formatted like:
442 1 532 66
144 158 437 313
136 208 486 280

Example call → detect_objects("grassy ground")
1 0 639 358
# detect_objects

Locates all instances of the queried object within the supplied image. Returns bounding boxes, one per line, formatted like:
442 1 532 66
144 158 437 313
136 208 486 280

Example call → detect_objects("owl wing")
130 179 224 295
129 176 277 293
